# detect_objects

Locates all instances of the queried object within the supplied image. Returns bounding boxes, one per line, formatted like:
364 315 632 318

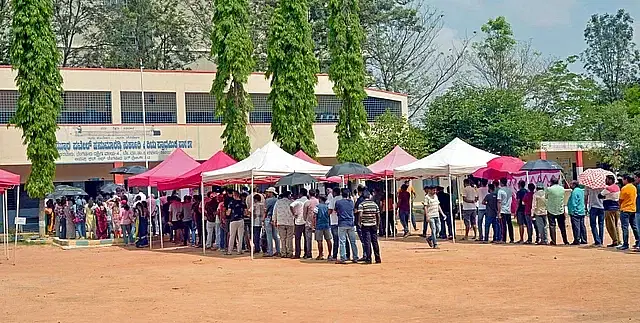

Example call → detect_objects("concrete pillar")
176 89 186 124
538 150 547 160
576 149 584 177
113 162 124 185
112 89 122 124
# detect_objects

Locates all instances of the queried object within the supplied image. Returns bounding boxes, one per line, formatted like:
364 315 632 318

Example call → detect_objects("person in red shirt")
397 185 411 237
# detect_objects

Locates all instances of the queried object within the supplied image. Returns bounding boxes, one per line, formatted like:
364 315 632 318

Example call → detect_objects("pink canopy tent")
294 150 341 183
366 146 418 178
128 149 200 187
0 169 20 187
1 169 20 259
156 151 237 191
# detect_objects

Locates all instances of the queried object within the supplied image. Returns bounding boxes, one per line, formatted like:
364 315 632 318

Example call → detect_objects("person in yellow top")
618 175 638 250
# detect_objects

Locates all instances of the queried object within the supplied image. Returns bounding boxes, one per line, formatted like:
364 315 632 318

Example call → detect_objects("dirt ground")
1 220 640 323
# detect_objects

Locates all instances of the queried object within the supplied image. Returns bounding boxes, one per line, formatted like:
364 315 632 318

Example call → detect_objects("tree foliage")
582 9 638 103
328 0 368 164
466 16 543 90
53 0 97 67
10 0 64 198
0 0 11 64
210 0 255 160
266 0 319 156
367 111 429 163
85 0 195 69
423 86 542 157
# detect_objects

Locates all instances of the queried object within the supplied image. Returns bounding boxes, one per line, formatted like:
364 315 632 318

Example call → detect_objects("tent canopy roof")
394 138 498 178
128 148 200 187
367 146 417 177
202 142 331 183
156 151 237 190
294 150 321 165
0 169 20 187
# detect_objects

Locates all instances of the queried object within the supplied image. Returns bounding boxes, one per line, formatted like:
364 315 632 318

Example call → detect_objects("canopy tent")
0 169 20 262
367 146 417 178
294 150 320 165
202 142 331 183
156 151 237 191
0 169 20 187
394 138 498 178
128 149 200 187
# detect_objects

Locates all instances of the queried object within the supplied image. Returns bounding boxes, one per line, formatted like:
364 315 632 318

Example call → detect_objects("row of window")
0 90 402 124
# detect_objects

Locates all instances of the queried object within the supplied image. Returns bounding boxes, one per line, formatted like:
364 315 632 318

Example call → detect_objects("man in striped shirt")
358 191 381 264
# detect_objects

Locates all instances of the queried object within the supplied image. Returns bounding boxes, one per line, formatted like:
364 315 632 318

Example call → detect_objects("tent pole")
4 191 8 258
201 181 206 255
14 185 20 264
250 171 255 260
448 167 455 244
158 191 164 249
393 179 397 239
385 176 388 239
148 186 152 250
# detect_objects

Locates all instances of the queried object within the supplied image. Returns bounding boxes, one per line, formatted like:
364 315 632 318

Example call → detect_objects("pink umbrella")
487 156 525 173
472 167 516 180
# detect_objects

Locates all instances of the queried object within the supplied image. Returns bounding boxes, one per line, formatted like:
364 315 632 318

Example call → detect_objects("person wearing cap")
263 187 281 257
568 181 587 245
532 182 548 245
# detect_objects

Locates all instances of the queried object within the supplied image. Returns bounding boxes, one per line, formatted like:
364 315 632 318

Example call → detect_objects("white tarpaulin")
201 141 331 182
394 138 498 178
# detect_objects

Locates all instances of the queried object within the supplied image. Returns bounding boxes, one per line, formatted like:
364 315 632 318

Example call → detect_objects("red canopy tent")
128 149 200 187
0 169 20 187
1 168 20 258
366 146 418 178
156 151 237 191
293 150 341 183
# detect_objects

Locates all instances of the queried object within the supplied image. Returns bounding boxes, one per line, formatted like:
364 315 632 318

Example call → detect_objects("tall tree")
266 0 319 156
210 0 255 160
367 111 430 163
365 1 470 119
85 0 195 69
467 16 543 90
0 0 10 64
423 86 542 156
582 9 638 103
328 0 368 164
53 0 97 67
11 0 64 236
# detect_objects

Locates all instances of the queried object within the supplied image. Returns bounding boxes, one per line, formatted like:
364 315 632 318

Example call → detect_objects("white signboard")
15 217 26 225
55 125 195 164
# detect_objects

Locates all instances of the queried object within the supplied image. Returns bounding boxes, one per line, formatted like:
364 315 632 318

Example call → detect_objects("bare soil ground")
1 220 639 323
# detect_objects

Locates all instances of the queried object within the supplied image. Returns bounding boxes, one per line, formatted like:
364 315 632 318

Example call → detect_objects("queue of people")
439 173 640 252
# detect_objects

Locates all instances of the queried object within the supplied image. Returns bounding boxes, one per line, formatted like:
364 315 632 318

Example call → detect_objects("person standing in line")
263 187 280 257
273 191 295 258
354 186 368 258
461 179 478 241
303 190 319 259
168 196 183 243
380 192 395 237
73 198 86 239
497 178 514 243
482 183 500 243
358 191 382 263
120 204 134 245
568 181 587 245
329 187 350 261
405 180 418 231
531 182 548 245
225 190 247 255
252 193 266 255
423 186 445 249
522 183 535 244
192 195 204 248
335 188 359 264
55 198 66 239
634 172 640 251
216 194 228 252
617 175 638 251
313 195 333 260
437 186 452 240
181 196 194 246
64 198 75 239
204 191 217 250
515 180 529 244
477 180 489 242
586 186 605 247
546 178 569 246
290 188 309 259
397 184 411 237
600 175 621 247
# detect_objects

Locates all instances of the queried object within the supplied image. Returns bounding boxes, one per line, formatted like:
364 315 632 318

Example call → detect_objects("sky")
428 0 640 70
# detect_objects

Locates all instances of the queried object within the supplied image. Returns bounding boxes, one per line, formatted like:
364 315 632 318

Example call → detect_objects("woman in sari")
44 199 55 236
95 202 109 239
135 202 149 248
110 197 122 238
85 200 96 239
54 198 66 239
65 198 75 239
73 198 86 239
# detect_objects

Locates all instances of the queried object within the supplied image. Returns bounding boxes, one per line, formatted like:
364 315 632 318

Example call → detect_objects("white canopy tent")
394 138 498 242
200 141 331 258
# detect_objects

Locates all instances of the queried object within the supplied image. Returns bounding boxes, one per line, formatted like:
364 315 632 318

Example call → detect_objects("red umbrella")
487 156 525 173
472 167 516 180
578 168 614 189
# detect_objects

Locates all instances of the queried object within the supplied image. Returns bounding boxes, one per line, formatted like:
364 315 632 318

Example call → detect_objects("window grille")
59 91 112 124
185 92 221 124
121 91 177 124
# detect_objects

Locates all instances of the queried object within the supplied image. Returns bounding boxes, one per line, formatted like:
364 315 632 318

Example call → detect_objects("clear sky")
429 0 640 69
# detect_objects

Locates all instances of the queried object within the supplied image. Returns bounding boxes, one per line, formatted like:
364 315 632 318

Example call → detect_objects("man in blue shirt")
263 187 281 257
497 178 514 243
335 188 359 264
568 181 587 245
313 196 332 260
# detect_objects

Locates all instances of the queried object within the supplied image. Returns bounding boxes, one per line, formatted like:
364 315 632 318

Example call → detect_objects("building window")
363 96 401 121
0 90 18 124
121 91 177 124
249 93 272 123
185 92 221 124
315 95 341 123
59 91 112 124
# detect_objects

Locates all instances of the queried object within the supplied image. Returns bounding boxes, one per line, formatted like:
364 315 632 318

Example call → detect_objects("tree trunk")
38 199 45 237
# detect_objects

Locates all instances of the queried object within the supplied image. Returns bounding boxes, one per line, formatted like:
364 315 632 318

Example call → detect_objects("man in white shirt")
462 179 479 240
477 179 489 241
290 188 309 259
